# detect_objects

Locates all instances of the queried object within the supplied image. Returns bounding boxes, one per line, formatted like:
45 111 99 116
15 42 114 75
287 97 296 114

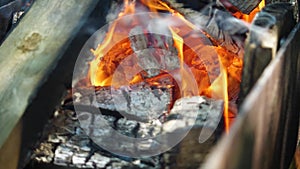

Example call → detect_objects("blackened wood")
164 0 248 57
128 26 180 78
0 0 99 149
202 22 300 169
239 3 295 105
226 0 262 14
73 74 174 122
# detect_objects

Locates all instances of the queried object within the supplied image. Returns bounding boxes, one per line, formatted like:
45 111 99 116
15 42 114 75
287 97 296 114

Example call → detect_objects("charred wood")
164 0 248 57
73 75 175 122
226 0 262 14
129 26 180 78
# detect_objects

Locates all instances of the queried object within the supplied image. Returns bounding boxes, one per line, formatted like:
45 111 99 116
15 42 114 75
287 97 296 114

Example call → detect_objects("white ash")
74 82 172 122
129 26 180 78
30 107 161 169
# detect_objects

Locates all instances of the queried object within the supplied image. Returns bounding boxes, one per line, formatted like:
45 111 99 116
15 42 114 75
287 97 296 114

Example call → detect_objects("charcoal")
128 26 180 78
225 0 262 14
30 107 161 169
73 79 173 122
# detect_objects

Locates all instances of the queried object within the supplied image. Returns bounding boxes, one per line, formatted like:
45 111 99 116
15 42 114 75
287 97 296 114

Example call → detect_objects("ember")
83 0 257 133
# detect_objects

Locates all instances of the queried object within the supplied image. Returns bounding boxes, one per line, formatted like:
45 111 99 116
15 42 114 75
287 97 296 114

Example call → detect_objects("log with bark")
0 0 99 149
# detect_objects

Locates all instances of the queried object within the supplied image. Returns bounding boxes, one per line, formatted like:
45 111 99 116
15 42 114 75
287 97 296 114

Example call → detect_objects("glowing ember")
87 0 263 133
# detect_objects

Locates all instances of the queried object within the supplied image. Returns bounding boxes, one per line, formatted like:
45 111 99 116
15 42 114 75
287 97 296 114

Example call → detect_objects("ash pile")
28 85 224 169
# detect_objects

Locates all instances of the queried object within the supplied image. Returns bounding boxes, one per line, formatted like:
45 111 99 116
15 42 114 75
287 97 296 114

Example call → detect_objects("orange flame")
87 0 256 133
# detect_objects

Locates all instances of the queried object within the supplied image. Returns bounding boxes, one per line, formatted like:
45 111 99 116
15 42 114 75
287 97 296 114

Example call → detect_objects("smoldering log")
226 0 262 14
128 26 180 78
0 0 100 148
73 74 175 122
239 3 296 104
163 0 248 57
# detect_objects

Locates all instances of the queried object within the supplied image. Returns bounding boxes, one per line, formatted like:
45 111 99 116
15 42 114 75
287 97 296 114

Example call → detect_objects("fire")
88 0 250 133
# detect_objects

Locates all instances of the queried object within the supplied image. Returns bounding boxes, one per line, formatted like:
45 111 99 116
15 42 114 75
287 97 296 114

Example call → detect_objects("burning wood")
73 74 174 121
163 0 249 56
80 0 246 134
223 0 263 14
128 26 180 78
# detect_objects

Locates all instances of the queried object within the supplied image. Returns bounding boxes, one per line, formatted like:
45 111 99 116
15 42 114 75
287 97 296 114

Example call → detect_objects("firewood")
128 26 180 78
163 0 248 57
73 74 175 122
0 0 99 148
226 0 262 14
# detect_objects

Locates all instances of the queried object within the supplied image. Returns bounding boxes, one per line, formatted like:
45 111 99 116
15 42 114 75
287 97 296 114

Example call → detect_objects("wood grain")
239 3 295 104
202 22 300 169
0 0 99 148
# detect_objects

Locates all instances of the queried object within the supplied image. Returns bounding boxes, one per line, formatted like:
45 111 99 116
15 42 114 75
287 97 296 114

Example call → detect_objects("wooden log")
128 26 180 78
164 0 248 57
0 0 100 148
239 3 295 104
226 0 262 14
202 22 300 169
73 74 175 122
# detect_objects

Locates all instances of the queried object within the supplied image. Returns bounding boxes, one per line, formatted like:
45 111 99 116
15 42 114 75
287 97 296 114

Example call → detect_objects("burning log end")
224 0 263 14
164 0 248 56
128 26 180 78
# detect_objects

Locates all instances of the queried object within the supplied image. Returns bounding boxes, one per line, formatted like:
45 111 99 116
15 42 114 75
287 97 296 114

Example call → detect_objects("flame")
87 0 252 133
